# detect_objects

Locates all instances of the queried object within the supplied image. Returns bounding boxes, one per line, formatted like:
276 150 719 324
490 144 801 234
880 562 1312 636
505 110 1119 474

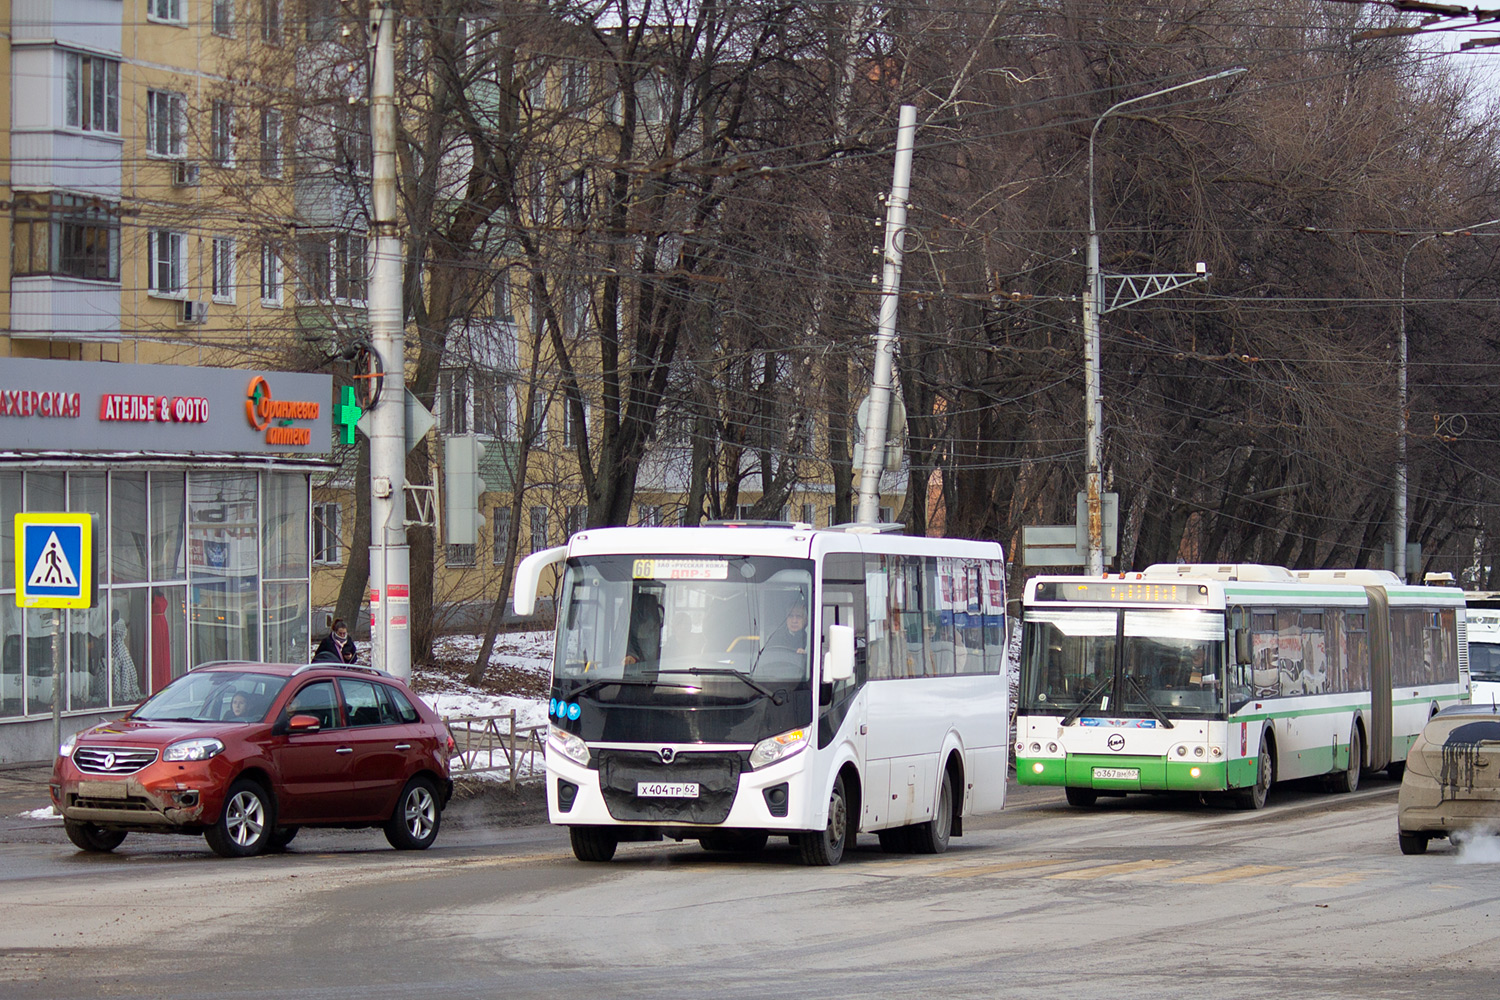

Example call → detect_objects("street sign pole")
15 512 98 753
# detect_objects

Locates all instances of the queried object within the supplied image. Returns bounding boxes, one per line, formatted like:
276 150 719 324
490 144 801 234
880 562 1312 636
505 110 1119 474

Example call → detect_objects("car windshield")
132 670 289 723
1023 608 1227 719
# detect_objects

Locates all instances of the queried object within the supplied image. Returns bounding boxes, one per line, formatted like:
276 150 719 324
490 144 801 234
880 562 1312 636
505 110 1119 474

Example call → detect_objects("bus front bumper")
1017 754 1227 793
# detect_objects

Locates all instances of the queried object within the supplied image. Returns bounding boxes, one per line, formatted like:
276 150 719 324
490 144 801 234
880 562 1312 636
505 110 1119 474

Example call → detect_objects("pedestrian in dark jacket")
313 619 357 663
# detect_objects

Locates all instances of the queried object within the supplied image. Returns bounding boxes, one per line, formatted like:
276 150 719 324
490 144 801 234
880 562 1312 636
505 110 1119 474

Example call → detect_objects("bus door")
819 551 867 775
1365 587 1393 771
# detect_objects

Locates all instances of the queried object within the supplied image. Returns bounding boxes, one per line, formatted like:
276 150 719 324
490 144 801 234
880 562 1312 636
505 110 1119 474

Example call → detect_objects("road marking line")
1293 870 1371 887
1174 864 1292 883
937 858 1077 878
1046 859 1178 880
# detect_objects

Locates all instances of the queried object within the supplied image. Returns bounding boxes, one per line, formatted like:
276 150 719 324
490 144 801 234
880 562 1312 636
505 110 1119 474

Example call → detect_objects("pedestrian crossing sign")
14 513 97 609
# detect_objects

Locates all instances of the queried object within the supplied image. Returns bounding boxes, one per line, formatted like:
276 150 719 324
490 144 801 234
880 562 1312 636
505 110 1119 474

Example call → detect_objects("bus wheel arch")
1237 727 1275 810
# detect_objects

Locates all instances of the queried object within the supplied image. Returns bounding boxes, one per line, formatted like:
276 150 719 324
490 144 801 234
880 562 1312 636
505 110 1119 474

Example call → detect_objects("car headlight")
548 725 591 766
749 727 809 770
162 738 225 762
58 732 79 758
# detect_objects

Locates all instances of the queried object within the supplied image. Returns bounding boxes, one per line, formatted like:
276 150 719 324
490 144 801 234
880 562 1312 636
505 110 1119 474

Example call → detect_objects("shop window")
13 193 121 282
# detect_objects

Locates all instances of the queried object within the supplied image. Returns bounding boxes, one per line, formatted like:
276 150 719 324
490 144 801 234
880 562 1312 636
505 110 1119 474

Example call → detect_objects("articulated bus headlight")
1031 762 1045 774
749 728 808 770
1190 766 1202 778
548 725 591 766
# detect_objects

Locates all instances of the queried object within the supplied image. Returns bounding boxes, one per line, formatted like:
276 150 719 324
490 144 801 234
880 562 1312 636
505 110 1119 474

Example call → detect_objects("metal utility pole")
1083 68 1244 574
367 2 410 678
855 104 916 527
1395 217 1500 582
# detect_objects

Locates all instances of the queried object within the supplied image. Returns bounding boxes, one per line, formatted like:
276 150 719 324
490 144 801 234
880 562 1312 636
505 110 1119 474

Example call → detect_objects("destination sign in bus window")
1034 581 1211 606
632 559 729 580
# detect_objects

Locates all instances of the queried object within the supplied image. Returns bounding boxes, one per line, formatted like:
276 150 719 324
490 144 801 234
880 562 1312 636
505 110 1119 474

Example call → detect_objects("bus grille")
73 747 159 775
595 749 745 824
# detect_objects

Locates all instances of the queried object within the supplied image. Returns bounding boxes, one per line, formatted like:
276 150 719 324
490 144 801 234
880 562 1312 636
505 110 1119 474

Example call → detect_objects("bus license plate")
1093 767 1139 781
637 782 699 798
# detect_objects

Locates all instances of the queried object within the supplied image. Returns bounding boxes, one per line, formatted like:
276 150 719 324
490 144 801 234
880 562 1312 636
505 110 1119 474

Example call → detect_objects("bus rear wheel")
1328 726 1361 794
910 769 954 855
570 825 619 862
1064 786 1098 807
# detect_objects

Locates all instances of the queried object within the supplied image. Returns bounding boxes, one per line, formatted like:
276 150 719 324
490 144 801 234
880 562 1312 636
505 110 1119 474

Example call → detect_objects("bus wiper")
668 668 779 702
1123 674 1174 729
1061 677 1114 727
564 676 663 700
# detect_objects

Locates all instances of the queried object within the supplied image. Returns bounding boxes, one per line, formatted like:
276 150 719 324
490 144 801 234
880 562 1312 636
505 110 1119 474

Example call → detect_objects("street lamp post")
1083 68 1245 574
1395 218 1500 581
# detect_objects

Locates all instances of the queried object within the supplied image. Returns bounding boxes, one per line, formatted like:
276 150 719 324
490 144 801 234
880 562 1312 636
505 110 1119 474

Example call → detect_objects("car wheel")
570 825 619 862
797 772 849 866
910 768 954 855
1235 737 1273 810
1329 726 1361 794
1065 786 1098 807
1399 831 1430 855
699 830 769 853
268 826 300 852
204 778 275 858
384 776 442 851
63 819 126 853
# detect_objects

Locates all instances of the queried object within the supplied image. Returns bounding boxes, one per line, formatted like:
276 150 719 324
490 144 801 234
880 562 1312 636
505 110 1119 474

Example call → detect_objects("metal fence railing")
444 710 546 790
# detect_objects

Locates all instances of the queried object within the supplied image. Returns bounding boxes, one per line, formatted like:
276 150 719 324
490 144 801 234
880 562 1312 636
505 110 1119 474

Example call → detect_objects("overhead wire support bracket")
1099 271 1210 314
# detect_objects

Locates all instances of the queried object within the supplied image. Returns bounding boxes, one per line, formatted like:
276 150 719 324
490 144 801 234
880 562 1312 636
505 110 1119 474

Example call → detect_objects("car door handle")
335 747 354 754
394 743 412 750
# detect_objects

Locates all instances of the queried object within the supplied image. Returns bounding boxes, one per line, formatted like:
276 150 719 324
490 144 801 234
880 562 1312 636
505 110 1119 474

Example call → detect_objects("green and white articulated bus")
514 523 1010 865
1016 564 1468 809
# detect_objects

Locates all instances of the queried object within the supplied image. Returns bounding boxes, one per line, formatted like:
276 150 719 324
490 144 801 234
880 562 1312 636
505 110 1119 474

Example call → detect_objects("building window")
333 102 371 176
213 0 234 35
437 369 469 435
446 543 476 567
565 506 587 539
638 504 660 527
491 507 511 566
260 243 283 304
474 371 509 438
261 0 282 43
147 91 186 157
563 61 588 106
259 109 283 177
800 503 814 526
307 0 340 42
562 399 587 447
13 193 120 282
148 0 184 23
312 502 341 564
334 233 366 303
879 505 893 524
528 395 548 448
147 230 186 296
63 53 120 133
297 235 331 302
211 101 234 167
530 507 548 552
492 275 512 322
211 238 236 302
826 506 837 528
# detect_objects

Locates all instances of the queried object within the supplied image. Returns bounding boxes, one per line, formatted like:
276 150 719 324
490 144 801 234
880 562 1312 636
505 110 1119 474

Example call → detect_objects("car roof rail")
291 661 393 678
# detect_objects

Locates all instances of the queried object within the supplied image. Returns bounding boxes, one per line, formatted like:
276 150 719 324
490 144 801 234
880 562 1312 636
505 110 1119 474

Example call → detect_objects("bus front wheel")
797 773 848 866
570 825 619 862
1064 786 1097 807
1236 738 1273 810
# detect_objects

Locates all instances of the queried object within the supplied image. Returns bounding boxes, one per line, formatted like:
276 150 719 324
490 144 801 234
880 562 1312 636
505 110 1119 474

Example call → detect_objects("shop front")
1 358 334 761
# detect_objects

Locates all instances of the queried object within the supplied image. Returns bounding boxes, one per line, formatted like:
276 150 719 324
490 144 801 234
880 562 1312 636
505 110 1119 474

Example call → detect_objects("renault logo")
658 747 676 764
103 752 117 770
1107 734 1126 752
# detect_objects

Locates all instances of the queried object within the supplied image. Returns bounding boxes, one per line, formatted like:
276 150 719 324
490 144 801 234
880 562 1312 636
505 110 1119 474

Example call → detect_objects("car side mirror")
824 624 855 683
287 713 322 734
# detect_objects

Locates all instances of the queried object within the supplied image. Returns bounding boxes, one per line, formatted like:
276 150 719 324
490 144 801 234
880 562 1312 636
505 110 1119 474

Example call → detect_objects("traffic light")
443 434 487 545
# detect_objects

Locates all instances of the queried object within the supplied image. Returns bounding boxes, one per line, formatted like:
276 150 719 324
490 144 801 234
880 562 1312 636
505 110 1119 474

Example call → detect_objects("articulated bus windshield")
1023 608 1227 719
552 554 815 743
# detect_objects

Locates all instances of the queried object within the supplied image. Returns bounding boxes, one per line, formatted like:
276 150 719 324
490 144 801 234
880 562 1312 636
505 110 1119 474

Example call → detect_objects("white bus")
1016 564 1468 809
513 522 1009 865
1465 594 1500 705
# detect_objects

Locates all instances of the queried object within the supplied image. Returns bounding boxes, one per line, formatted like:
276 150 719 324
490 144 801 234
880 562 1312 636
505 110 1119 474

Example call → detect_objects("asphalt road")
3 768 1497 1000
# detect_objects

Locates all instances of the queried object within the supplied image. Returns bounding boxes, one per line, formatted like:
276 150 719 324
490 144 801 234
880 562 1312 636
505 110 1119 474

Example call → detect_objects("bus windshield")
551 554 815 743
1472 641 1500 684
1023 608 1226 719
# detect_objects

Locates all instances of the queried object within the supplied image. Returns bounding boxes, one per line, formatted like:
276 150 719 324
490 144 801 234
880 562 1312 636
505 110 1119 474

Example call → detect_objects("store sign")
0 358 332 456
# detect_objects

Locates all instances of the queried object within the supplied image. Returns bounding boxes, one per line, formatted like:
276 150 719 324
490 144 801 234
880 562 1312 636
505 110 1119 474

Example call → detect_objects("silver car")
1396 702 1500 855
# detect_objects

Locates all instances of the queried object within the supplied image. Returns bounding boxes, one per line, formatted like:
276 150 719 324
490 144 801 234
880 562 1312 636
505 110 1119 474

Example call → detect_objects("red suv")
50 661 454 858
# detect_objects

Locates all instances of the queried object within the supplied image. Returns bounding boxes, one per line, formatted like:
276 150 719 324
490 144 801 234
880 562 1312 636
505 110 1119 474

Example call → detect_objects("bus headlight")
749 728 808 770
548 725 591 766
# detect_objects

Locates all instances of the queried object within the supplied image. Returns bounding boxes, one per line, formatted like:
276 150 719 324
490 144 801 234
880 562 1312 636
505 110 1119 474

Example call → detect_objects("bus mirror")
513 545 569 616
825 625 855 682
1234 628 1252 667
